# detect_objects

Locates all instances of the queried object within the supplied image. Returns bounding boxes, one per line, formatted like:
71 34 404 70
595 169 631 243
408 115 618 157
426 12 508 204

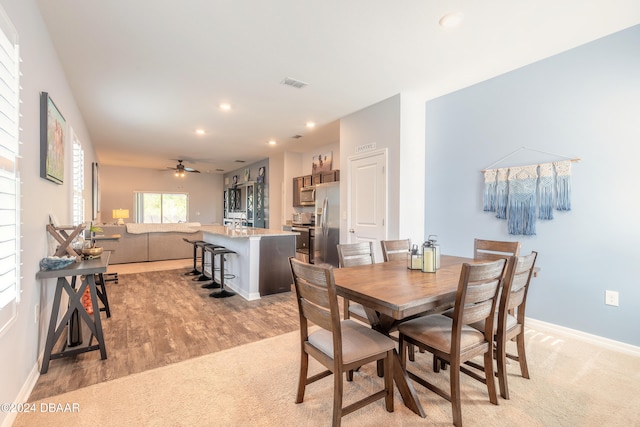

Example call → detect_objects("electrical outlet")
605 290 619 307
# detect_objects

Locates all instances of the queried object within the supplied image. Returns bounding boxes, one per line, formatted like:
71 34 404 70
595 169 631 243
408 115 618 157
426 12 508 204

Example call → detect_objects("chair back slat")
380 239 410 262
474 239 521 261
499 251 538 323
289 257 341 334
451 259 506 338
337 242 374 267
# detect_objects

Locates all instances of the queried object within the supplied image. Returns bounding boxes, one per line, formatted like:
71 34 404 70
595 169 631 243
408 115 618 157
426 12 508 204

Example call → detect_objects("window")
134 192 188 223
0 7 20 336
71 131 84 225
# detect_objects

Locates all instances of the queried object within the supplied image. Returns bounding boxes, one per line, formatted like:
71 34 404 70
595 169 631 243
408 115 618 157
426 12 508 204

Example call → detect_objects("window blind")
72 134 84 225
0 6 20 335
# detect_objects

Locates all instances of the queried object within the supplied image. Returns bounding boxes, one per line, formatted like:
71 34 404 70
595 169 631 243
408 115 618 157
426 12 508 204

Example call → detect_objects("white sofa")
96 222 203 264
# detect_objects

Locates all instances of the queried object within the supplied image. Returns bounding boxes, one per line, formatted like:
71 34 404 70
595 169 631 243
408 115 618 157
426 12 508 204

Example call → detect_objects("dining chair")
468 251 538 399
397 258 507 427
288 257 394 427
473 238 521 261
337 242 375 324
380 239 410 262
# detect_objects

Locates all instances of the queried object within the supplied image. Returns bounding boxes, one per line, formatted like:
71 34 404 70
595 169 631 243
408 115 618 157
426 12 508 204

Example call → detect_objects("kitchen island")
200 225 298 300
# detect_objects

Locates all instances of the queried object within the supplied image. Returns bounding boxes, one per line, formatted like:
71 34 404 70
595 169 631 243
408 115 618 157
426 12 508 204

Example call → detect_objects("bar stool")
207 247 237 298
183 238 206 276
94 273 111 318
193 242 224 282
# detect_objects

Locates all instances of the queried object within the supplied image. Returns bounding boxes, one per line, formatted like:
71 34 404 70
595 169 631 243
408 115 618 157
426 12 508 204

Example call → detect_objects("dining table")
332 254 476 418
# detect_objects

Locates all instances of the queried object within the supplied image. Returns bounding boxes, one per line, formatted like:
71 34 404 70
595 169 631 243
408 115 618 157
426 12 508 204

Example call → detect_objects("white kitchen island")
200 225 298 300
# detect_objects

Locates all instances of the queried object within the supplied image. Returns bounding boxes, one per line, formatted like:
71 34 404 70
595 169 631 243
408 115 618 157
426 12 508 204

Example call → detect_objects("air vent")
235 160 246 163
281 77 309 89
216 168 225 172
291 134 303 139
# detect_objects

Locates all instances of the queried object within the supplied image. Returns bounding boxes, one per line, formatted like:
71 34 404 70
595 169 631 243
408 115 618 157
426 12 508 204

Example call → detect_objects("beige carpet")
14 326 640 427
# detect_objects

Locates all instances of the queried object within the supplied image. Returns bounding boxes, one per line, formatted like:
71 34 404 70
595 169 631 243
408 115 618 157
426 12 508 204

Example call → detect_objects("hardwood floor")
29 259 300 401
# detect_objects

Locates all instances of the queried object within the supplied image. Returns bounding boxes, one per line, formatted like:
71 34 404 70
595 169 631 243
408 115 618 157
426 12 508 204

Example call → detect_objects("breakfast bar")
200 225 297 300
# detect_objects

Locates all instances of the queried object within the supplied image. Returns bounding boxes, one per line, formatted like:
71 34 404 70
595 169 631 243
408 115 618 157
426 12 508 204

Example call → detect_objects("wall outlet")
605 290 619 307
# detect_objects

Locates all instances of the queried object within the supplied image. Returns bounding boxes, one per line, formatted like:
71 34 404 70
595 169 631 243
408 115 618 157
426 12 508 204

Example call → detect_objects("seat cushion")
308 320 395 365
348 302 369 320
398 314 486 353
468 313 518 334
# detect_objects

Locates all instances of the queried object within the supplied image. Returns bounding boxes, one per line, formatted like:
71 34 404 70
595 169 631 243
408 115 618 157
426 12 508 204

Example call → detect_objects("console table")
36 253 110 374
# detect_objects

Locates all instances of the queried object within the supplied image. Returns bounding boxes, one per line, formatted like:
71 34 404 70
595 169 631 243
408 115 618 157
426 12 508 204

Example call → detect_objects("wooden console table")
36 253 111 374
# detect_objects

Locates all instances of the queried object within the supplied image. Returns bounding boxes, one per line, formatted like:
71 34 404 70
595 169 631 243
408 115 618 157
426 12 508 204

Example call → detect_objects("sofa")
96 223 203 265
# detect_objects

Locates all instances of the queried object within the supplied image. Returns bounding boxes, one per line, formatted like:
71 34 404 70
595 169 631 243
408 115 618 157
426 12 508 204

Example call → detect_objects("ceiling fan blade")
187 169 201 173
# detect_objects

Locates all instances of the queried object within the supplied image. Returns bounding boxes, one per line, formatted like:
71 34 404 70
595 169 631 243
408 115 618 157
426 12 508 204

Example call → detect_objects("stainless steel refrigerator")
314 182 340 267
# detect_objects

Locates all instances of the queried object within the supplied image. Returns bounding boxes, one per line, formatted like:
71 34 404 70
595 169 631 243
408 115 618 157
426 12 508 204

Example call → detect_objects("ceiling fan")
167 160 200 176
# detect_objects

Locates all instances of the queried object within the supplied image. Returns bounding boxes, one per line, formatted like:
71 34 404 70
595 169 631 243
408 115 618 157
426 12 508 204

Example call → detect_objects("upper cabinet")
293 170 340 207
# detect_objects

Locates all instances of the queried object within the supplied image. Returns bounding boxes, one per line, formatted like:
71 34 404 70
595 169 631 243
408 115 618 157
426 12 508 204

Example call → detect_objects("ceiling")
36 0 640 174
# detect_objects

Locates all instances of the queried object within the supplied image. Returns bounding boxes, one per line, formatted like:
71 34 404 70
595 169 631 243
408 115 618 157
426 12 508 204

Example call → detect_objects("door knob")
349 229 355 233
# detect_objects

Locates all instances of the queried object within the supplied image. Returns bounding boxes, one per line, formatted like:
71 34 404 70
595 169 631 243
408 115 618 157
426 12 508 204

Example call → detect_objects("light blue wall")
425 25 640 346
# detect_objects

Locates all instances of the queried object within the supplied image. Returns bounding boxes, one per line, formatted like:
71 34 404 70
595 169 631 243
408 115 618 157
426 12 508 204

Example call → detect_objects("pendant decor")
481 147 579 236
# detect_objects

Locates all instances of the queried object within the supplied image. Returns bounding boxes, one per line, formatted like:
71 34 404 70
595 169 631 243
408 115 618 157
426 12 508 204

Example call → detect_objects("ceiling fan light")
439 12 464 29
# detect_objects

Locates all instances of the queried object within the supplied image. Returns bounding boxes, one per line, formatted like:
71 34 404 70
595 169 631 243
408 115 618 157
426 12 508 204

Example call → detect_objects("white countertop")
200 225 298 238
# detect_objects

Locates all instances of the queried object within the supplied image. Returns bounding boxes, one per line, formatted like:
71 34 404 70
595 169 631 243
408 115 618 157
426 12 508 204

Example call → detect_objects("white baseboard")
526 317 640 357
0 362 40 427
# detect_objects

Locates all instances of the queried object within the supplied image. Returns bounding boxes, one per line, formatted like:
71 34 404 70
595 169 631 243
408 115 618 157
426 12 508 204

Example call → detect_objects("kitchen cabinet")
293 177 304 207
293 170 340 207
321 170 340 183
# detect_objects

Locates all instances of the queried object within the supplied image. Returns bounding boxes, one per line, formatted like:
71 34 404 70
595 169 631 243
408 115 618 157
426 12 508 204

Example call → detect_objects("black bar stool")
183 238 206 275
207 247 237 298
94 273 111 318
193 242 224 282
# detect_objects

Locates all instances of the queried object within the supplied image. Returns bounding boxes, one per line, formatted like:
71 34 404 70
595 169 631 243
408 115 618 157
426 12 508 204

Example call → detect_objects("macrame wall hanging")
481 147 580 236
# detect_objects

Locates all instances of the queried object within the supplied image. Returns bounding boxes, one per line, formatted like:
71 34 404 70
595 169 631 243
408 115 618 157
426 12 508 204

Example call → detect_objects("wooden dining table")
332 254 476 418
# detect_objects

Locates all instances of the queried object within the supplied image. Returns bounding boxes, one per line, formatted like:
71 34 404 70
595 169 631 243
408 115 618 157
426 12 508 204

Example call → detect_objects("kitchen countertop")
200 225 298 238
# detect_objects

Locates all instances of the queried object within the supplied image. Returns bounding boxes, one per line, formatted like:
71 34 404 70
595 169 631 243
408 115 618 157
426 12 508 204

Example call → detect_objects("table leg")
392 349 426 418
40 278 65 374
87 274 107 360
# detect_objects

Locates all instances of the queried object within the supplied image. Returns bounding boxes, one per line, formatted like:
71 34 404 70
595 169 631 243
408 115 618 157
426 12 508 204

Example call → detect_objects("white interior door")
348 150 387 262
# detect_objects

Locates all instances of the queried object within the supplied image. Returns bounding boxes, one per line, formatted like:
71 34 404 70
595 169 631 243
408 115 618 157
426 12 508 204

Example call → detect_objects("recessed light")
306 121 316 129
219 103 231 111
439 12 464 29
195 129 205 135
268 140 277 146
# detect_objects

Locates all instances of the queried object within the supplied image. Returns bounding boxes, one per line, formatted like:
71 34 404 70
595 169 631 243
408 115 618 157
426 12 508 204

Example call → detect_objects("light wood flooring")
29 259 300 401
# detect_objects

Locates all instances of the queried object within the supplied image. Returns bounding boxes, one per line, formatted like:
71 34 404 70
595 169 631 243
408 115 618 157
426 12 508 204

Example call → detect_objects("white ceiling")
36 0 640 174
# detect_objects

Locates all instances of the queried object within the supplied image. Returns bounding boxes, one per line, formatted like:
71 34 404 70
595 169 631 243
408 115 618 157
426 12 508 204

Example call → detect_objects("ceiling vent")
235 160 246 163
281 77 309 89
291 134 303 139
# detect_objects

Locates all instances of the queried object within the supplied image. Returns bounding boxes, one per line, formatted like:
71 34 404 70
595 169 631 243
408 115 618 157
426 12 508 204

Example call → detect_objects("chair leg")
384 350 394 412
333 368 343 427
408 344 415 361
497 333 510 400
296 351 309 404
516 333 529 379
450 361 463 427
484 349 499 405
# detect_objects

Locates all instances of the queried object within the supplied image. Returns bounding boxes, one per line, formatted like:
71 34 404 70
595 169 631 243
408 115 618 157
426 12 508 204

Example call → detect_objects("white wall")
340 94 425 246
100 165 223 225
0 1 98 424
425 25 640 346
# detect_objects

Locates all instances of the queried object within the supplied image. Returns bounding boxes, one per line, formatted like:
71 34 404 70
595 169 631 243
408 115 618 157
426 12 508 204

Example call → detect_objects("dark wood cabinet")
321 170 340 183
293 177 304 207
293 170 339 207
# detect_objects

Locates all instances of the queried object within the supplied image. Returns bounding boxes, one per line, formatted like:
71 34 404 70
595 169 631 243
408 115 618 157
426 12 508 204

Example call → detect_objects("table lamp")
112 209 129 225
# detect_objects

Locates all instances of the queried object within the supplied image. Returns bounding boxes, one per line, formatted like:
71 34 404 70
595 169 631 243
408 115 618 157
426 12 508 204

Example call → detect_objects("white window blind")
0 6 20 336
72 134 84 225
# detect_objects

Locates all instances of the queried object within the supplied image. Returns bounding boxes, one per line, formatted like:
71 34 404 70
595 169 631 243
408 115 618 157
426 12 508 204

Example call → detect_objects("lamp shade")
112 209 129 225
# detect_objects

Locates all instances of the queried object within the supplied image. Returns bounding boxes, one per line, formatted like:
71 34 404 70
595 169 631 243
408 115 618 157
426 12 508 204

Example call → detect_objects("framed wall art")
40 92 66 184
312 151 332 173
